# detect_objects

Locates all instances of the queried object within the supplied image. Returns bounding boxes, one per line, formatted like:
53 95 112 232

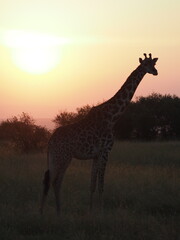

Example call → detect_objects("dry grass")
0 141 180 240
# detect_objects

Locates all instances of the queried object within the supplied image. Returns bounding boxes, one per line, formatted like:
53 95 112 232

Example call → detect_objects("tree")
0 113 50 152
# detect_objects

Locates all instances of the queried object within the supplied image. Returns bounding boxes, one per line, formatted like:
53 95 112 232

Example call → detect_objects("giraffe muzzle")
153 70 158 76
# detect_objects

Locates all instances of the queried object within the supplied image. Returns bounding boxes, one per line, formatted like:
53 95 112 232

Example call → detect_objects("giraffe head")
139 53 158 75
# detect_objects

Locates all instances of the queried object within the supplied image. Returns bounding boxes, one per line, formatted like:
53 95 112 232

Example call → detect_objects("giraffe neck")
99 64 147 126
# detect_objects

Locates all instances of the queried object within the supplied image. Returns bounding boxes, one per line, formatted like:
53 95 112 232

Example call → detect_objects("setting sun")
11 47 60 74
3 30 70 74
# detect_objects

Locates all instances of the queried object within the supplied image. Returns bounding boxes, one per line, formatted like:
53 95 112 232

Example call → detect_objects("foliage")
115 93 180 140
0 112 50 153
53 105 92 127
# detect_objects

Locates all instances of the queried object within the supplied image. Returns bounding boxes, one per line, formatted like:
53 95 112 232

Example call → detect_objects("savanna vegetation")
0 141 179 239
0 94 180 154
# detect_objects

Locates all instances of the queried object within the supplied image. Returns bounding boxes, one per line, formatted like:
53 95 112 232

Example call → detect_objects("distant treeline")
0 94 180 153
115 93 180 140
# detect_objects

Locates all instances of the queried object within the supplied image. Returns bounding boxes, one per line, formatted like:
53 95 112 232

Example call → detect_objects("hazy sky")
0 0 180 118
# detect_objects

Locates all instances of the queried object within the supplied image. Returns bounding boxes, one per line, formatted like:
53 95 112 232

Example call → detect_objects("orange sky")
0 0 180 119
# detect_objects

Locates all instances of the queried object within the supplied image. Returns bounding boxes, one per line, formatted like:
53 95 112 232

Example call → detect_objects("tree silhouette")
53 105 92 127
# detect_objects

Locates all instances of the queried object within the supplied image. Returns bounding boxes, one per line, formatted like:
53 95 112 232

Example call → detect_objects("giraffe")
40 53 158 215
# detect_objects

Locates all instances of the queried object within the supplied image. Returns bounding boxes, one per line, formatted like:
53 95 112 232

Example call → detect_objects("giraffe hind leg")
52 157 72 215
40 169 50 215
53 176 62 215
97 153 108 211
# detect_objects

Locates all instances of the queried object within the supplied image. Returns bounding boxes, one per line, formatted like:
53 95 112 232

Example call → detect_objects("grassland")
0 141 180 240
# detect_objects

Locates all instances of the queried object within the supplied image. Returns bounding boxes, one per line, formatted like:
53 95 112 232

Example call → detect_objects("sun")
3 30 70 74
12 47 60 74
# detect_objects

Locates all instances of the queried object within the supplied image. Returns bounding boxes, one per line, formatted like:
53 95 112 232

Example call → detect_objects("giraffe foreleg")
90 158 99 210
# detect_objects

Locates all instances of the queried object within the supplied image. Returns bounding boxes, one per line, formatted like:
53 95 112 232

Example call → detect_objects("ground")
0 141 180 240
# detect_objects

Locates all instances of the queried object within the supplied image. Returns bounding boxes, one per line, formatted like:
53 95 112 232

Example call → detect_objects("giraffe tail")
40 169 50 214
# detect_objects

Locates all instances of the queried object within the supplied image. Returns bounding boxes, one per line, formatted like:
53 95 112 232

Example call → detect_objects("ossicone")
139 53 158 64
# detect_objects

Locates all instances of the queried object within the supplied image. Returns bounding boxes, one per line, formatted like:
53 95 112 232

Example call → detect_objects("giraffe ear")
153 58 158 63
139 58 143 64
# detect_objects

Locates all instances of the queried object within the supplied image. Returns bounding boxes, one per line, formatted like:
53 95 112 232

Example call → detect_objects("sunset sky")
0 0 180 119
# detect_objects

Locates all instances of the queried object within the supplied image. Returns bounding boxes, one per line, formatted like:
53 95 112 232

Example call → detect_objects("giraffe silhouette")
40 53 158 214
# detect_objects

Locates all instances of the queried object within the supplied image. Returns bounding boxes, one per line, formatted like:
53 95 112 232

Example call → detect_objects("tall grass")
0 141 179 240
